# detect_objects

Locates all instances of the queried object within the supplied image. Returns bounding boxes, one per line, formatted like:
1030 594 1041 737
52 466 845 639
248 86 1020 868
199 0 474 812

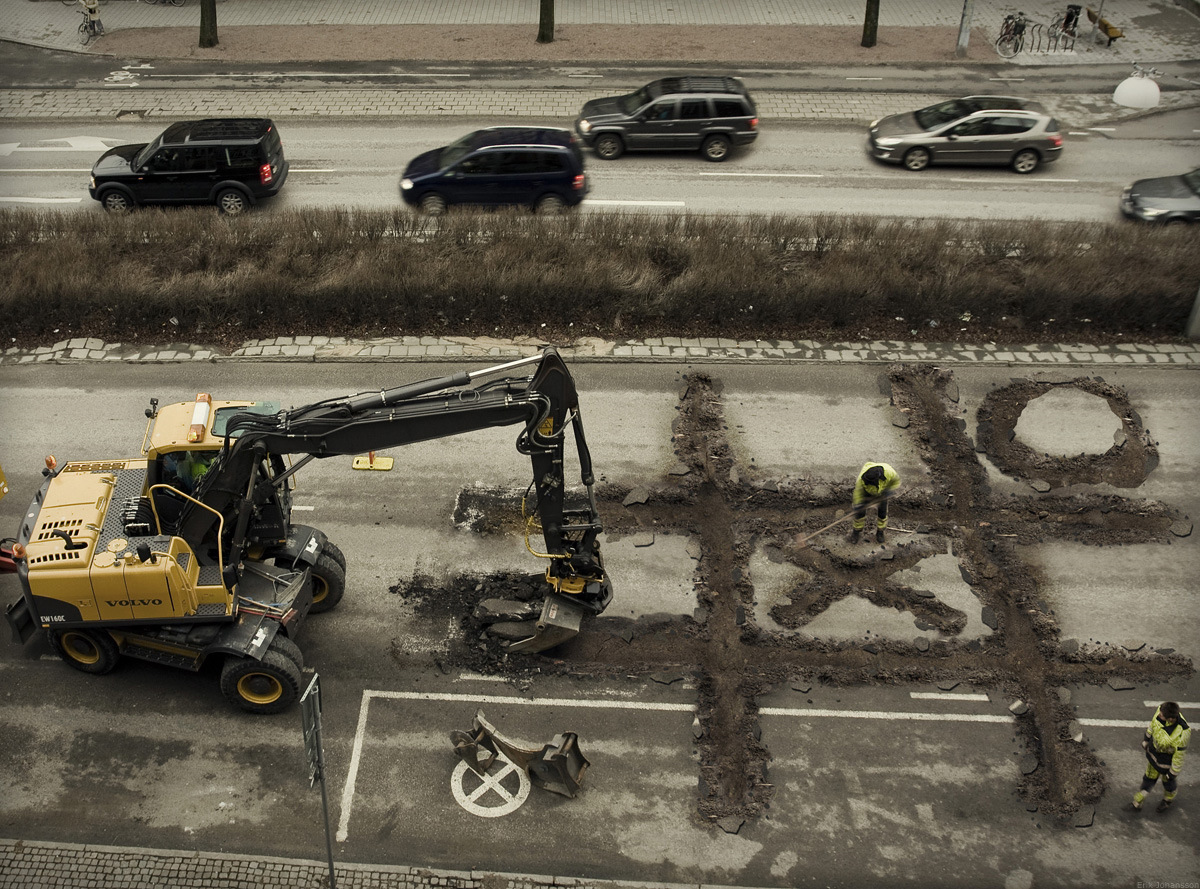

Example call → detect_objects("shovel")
793 497 886 549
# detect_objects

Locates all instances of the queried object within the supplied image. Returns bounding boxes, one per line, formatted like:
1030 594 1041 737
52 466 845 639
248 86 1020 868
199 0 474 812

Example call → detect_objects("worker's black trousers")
852 499 888 530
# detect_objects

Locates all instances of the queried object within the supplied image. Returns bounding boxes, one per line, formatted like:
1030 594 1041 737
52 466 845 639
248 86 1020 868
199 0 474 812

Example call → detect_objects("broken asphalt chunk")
632 532 656 547
622 487 650 507
1107 678 1136 691
981 606 999 630
1030 479 1052 493
1009 700 1030 716
1019 754 1039 775
1073 805 1095 828
1068 720 1084 743
651 671 685 686
717 816 745 835
668 461 691 476
1169 520 1193 538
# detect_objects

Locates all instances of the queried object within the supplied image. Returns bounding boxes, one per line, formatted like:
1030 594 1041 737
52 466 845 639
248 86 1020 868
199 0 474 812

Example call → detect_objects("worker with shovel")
851 462 900 544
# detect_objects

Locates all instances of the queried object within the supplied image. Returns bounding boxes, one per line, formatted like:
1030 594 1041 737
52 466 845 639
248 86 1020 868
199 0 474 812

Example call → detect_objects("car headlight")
869 119 881 128
400 178 413 190
873 137 903 147
578 119 592 134
1139 207 1166 217
89 176 95 189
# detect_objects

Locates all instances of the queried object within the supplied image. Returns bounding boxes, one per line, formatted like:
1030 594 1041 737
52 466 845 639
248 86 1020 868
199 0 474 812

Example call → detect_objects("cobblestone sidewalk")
4 335 1198 368
0 837 695 889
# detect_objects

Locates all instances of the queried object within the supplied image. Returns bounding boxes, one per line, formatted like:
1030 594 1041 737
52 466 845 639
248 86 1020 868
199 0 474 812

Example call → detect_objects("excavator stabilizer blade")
450 711 590 798
504 593 585 654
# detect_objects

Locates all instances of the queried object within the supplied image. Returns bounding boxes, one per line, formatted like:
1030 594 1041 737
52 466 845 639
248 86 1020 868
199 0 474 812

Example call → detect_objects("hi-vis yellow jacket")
1144 707 1191 775
853 462 901 507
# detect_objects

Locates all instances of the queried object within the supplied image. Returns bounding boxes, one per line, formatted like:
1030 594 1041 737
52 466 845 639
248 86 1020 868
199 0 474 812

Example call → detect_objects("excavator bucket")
449 709 590 798
503 593 586 654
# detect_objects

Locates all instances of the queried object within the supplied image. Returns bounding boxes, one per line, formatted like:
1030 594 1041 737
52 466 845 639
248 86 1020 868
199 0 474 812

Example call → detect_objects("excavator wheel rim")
236 672 284 705
61 631 102 665
312 573 330 605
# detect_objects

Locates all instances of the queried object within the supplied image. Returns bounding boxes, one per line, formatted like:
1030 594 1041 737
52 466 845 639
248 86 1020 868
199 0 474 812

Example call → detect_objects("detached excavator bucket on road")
450 709 590 798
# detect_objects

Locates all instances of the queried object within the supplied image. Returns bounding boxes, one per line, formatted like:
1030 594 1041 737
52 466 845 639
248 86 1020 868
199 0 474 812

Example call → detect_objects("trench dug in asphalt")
389 365 1192 825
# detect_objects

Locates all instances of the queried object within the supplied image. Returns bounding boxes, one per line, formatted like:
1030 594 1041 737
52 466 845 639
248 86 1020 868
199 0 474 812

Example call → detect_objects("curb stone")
2 337 1198 367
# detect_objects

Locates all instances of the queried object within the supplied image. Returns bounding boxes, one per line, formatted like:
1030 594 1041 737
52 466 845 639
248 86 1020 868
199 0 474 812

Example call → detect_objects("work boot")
1157 798 1173 813
875 527 885 544
850 528 861 544
1130 798 1143 812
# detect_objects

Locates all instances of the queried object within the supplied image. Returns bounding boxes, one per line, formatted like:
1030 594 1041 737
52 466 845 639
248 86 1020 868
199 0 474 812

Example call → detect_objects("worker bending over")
851 462 900 544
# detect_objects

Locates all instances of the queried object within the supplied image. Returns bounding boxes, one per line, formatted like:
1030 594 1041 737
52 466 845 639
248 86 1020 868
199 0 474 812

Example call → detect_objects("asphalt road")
1 358 1197 888
2 117 1197 220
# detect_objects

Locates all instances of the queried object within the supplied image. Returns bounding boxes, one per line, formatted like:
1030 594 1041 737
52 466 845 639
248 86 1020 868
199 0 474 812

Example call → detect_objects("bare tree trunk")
861 0 879 48
199 0 218 48
537 0 555 44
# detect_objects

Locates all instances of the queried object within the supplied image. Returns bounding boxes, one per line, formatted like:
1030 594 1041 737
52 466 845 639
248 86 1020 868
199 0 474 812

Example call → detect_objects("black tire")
168 0 185 6
701 134 732 162
1011 149 1040 174
1163 218 1189 227
535 193 567 215
594 134 624 161
216 188 249 216
323 540 346 572
220 650 302 714
49 629 119 675
78 21 92 46
420 192 447 216
100 190 132 213
308 550 346 614
903 147 931 171
268 634 304 672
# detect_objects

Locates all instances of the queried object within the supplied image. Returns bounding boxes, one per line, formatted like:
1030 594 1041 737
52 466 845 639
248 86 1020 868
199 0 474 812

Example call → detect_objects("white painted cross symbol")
450 751 530 818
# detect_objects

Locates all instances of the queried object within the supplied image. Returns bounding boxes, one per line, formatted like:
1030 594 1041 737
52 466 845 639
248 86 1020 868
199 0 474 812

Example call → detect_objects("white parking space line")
336 689 694 841
1079 718 1147 728
1143 700 1200 708
1090 127 1117 132
910 692 991 701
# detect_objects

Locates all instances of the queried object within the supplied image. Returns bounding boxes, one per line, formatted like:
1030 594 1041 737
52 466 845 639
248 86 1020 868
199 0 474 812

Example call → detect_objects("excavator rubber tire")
268 634 304 673
49 628 120 675
219 650 303 715
308 550 346 614
322 540 347 572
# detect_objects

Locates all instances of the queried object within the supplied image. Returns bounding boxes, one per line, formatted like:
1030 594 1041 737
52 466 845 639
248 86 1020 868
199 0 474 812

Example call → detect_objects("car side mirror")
946 133 958 141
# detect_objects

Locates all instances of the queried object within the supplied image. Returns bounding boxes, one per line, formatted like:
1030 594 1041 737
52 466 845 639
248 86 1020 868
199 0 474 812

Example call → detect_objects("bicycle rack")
998 16 1077 55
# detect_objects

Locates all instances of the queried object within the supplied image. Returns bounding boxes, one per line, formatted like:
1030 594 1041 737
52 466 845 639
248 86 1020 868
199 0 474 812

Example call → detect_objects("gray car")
1120 169 1200 225
575 76 758 162
867 96 1063 174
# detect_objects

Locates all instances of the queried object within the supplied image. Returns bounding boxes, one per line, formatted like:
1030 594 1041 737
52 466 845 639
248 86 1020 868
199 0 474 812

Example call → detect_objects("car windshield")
1184 169 1200 196
617 84 657 116
132 136 163 170
913 99 974 131
439 131 481 169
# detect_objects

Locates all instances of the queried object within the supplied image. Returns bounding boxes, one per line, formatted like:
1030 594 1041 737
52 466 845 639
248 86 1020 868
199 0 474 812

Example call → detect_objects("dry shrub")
0 208 1195 343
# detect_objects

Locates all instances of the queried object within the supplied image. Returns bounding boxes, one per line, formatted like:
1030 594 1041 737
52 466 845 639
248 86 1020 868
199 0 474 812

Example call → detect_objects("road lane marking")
846 77 883 81
146 72 470 78
451 752 531 817
697 172 823 178
0 197 83 203
1143 700 1200 708
910 692 990 701
762 707 1011 722
1089 127 1116 132
585 199 686 207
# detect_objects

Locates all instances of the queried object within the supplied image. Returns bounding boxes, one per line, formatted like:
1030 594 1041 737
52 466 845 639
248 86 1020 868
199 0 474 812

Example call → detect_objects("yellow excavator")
3 348 611 713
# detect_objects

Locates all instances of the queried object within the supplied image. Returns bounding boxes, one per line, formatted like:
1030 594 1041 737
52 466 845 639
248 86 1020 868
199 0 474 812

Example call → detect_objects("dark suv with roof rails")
400 126 588 215
575 76 758 162
89 118 288 215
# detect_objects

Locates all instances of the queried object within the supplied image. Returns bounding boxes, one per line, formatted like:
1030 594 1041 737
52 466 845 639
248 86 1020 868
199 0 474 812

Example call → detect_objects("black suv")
89 118 288 215
575 76 758 162
400 126 587 215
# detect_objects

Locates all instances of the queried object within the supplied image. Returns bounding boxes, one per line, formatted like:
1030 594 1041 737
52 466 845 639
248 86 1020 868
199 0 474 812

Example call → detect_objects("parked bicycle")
996 11 1028 58
62 0 106 6
138 0 186 6
77 6 103 45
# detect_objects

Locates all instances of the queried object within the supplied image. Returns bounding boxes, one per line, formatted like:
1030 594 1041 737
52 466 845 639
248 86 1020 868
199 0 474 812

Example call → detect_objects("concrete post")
956 0 975 58
1187 283 1200 341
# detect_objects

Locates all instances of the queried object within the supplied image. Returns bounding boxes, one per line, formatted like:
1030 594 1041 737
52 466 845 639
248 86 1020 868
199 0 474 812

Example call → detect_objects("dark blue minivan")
400 126 588 215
